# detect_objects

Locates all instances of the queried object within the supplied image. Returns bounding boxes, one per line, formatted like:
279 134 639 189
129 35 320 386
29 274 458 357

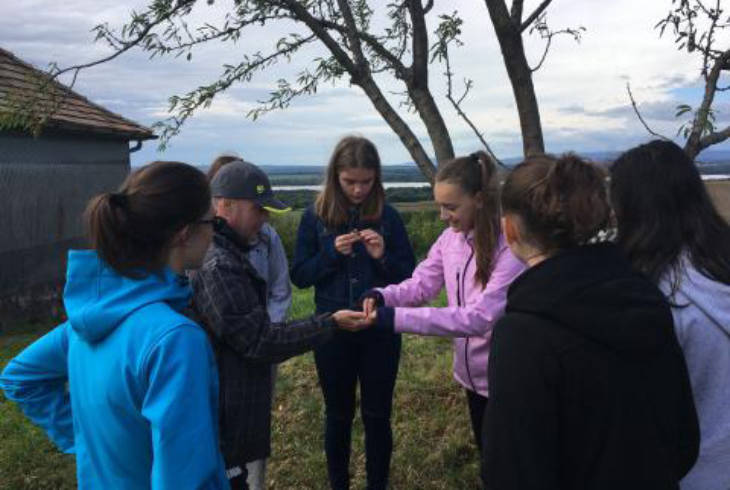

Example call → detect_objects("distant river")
274 176 730 190
273 182 431 191
702 174 730 181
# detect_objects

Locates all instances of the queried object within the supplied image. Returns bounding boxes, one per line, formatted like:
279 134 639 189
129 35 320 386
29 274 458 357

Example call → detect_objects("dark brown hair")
501 154 611 253
85 161 211 277
611 140 730 287
435 151 500 288
315 136 385 228
208 154 241 181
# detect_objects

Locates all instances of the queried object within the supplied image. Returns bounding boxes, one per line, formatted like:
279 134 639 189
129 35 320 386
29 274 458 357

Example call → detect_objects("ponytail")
85 161 210 277
502 154 612 253
436 151 500 288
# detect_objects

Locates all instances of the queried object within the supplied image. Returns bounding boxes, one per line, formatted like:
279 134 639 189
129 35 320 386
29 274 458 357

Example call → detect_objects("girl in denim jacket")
291 136 415 490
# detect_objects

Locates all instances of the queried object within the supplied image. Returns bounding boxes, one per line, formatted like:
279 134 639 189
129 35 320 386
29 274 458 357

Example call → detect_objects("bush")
269 208 444 262
275 187 433 211
402 209 445 259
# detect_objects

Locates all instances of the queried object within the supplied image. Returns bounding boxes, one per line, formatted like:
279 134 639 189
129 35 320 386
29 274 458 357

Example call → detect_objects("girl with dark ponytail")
1 162 229 489
360 150 525 457
483 154 699 489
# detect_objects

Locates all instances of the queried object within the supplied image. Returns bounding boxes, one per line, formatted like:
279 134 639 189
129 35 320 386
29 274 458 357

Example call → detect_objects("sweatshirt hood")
506 243 674 357
664 257 730 338
63 250 192 343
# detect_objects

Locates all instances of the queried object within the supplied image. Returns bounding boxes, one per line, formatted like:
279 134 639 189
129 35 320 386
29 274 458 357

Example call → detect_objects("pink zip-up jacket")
375 228 525 396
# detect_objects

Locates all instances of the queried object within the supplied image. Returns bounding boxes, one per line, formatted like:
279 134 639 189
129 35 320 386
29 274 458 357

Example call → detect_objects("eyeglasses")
197 216 226 231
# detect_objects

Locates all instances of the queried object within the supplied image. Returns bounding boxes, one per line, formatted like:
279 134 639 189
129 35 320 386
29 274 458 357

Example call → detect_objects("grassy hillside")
0 288 478 490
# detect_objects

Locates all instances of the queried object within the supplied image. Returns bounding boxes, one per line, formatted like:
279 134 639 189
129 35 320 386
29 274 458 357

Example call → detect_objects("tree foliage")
27 0 580 181
657 0 730 159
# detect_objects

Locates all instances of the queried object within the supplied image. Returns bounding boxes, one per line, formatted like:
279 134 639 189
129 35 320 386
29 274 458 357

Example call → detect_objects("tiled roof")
0 47 156 140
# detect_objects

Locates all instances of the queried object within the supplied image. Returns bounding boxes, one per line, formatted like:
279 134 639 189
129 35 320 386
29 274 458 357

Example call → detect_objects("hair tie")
469 152 481 163
109 192 128 209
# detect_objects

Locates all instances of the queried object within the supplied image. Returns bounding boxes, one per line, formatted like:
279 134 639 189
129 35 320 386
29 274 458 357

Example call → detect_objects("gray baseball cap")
210 160 290 213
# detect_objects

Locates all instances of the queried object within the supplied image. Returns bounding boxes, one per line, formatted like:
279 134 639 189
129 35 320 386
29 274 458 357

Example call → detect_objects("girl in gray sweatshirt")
611 140 730 490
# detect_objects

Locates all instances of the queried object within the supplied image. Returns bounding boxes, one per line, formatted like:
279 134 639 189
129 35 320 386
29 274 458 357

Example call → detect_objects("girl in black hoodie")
482 155 699 489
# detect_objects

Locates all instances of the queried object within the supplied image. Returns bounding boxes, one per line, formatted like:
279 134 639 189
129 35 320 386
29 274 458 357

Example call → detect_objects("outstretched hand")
332 310 374 331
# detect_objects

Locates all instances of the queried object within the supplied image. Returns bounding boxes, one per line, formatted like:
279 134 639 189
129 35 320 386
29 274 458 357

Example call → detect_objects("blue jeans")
314 329 402 490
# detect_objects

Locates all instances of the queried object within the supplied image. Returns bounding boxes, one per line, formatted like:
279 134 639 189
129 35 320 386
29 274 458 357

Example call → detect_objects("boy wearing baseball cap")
191 160 364 489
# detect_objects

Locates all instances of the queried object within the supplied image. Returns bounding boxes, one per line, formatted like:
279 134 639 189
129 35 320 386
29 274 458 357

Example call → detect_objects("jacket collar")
214 220 252 254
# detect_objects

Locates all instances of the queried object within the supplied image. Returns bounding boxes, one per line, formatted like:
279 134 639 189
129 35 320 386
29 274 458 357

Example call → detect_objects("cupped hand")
332 309 373 331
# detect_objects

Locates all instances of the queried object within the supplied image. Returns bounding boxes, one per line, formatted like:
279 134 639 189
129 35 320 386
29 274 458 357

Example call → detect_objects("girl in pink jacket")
362 151 525 451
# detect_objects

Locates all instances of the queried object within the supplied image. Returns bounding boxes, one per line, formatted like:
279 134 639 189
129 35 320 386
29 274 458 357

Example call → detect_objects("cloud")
3 0 730 168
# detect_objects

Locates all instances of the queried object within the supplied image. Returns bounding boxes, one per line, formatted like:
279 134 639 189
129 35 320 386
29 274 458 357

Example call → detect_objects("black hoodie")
482 244 699 490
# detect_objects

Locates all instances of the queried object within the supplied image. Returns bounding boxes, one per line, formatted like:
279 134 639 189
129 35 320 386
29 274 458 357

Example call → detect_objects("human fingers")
362 298 376 316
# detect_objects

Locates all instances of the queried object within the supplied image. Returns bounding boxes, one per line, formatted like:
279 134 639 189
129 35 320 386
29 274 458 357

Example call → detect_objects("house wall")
0 131 130 326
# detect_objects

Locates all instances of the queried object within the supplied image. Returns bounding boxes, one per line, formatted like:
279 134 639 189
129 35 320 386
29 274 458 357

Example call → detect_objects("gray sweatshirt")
661 259 730 490
246 222 292 323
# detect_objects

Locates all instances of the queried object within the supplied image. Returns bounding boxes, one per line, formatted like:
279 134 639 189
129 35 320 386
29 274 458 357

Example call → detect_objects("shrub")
269 208 444 262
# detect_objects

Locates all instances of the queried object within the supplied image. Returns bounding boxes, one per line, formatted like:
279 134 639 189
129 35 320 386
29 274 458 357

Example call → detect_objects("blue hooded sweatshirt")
0 250 229 489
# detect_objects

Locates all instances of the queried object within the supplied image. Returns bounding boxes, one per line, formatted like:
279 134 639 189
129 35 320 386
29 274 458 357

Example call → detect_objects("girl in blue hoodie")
1 162 229 489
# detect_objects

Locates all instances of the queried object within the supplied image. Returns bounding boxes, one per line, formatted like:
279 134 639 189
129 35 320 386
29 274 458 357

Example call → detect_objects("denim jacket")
291 204 415 313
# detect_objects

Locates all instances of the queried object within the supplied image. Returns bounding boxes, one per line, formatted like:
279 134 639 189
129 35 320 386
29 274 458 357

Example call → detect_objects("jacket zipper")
461 247 477 393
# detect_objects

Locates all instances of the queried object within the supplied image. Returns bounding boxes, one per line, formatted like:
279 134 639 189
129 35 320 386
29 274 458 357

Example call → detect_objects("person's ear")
171 225 192 248
474 191 484 209
501 214 520 248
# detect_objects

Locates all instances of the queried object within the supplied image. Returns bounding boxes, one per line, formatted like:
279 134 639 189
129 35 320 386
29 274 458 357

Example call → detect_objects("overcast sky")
2 0 729 166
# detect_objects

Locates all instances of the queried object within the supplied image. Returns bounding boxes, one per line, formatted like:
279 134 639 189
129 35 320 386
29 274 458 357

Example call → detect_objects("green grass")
1 328 77 490
1 288 480 489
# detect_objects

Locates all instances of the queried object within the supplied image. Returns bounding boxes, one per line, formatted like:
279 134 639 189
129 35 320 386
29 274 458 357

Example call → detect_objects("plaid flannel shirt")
191 224 334 464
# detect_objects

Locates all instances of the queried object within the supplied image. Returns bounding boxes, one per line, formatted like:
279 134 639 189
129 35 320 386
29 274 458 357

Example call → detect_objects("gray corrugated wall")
0 131 130 323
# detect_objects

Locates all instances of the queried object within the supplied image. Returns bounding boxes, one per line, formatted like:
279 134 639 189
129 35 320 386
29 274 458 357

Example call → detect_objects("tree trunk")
409 87 455 166
406 0 455 167
358 76 438 182
484 0 545 157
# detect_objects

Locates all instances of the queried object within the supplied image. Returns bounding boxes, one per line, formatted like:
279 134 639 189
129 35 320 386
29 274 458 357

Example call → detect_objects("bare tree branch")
698 125 730 152
313 17 409 78
408 0 429 86
520 0 552 32
484 0 545 156
277 0 359 76
529 23 585 72
442 38 503 167
336 0 368 69
626 82 672 141
276 0 438 179
510 0 524 26
686 48 730 158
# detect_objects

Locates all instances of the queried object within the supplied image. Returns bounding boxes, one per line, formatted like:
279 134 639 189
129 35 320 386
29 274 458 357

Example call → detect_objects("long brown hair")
315 136 385 228
208 154 241 181
435 151 499 288
501 154 612 254
85 161 210 277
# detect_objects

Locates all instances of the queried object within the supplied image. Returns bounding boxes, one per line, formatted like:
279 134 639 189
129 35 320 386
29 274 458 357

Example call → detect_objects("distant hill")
201 149 730 185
